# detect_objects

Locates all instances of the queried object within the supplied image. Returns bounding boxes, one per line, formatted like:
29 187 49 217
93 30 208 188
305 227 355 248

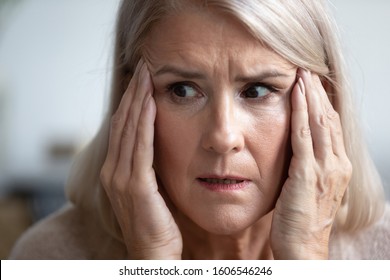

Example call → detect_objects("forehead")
143 9 293 72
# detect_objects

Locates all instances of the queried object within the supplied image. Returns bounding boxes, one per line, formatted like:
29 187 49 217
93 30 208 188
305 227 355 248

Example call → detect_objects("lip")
196 174 250 192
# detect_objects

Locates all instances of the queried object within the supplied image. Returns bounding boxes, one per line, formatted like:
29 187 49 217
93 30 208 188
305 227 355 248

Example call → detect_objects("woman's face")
144 10 297 234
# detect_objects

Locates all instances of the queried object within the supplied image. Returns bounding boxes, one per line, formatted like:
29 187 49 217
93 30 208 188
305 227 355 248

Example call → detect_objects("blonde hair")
66 0 385 241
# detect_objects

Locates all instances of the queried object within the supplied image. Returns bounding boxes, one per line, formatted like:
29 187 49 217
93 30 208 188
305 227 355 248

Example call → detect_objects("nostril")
202 131 244 154
200 103 245 154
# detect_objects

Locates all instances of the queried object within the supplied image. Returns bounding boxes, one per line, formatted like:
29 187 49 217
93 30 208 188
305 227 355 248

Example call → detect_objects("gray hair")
66 0 385 241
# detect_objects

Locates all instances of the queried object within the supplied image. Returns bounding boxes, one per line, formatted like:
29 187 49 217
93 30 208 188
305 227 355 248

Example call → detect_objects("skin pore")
143 9 297 259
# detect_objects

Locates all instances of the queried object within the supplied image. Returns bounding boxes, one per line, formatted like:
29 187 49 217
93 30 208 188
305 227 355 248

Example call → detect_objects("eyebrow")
154 65 206 80
234 70 290 83
153 65 290 81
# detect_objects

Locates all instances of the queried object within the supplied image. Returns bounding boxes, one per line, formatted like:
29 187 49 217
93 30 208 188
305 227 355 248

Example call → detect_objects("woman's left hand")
271 69 352 259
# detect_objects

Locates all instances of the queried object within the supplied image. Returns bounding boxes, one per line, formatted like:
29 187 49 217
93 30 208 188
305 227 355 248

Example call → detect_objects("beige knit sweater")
9 203 390 259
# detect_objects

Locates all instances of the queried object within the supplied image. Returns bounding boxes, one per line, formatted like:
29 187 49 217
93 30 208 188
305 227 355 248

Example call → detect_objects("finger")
116 64 153 178
313 77 346 157
290 75 314 159
101 59 144 182
300 69 333 160
132 95 157 193
115 59 144 125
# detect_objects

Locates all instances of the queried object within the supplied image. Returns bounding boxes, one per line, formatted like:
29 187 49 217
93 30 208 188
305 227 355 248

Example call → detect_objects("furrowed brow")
154 65 206 80
235 70 290 83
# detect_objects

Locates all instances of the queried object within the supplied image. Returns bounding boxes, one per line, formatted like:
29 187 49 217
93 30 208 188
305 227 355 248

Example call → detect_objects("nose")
201 96 245 154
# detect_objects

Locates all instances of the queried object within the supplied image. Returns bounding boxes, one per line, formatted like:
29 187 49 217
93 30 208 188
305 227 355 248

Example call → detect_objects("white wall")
0 0 389 199
0 0 120 180
331 0 390 199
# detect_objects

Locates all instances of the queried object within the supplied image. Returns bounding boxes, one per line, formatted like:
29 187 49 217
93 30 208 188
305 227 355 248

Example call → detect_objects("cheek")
252 112 290 160
249 109 291 198
252 96 291 156
153 106 198 182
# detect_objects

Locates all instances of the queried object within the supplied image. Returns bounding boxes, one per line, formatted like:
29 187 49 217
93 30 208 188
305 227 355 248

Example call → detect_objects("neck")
178 211 274 260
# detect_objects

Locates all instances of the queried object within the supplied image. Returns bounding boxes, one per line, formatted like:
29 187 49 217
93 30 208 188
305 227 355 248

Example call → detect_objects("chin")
204 224 250 236
191 207 262 235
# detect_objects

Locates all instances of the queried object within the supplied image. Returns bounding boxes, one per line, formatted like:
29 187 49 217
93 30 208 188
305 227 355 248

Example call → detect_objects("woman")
10 0 389 259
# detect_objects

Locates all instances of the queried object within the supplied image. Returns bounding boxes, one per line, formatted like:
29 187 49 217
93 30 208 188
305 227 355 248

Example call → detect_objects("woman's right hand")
100 60 183 259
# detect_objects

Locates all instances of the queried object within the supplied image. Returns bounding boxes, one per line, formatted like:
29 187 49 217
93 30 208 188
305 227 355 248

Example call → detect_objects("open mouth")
197 177 248 192
198 178 245 184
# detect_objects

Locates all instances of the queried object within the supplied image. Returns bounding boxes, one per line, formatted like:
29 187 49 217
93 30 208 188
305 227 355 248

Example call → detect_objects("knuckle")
299 126 311 138
319 113 329 128
322 158 352 187
122 119 136 139
343 159 353 179
100 161 111 180
99 168 110 187
111 112 124 129
134 138 147 154
326 106 340 121
313 112 329 129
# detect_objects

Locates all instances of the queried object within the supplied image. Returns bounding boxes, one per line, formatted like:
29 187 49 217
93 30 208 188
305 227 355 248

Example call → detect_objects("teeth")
201 178 243 184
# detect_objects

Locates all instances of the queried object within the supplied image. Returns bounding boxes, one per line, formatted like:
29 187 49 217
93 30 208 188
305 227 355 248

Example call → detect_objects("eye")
241 84 274 99
168 83 199 98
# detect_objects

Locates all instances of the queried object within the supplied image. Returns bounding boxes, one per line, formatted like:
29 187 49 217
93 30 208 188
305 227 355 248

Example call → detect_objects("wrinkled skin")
100 10 352 259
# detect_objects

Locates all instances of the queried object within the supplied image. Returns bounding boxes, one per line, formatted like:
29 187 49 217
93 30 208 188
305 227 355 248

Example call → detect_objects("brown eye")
241 84 270 98
170 84 198 98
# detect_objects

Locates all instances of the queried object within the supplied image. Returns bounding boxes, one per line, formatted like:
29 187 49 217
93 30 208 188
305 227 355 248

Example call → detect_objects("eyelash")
165 81 279 103
240 82 279 101
165 81 203 104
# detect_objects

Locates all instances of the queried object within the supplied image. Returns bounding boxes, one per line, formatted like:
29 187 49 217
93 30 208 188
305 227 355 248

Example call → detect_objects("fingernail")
143 68 153 90
140 62 147 75
298 77 305 96
297 68 311 77
134 58 144 74
139 63 150 84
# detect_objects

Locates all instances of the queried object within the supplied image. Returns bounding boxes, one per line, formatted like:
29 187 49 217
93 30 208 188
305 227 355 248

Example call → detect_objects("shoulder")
330 203 390 259
9 204 93 259
8 203 126 259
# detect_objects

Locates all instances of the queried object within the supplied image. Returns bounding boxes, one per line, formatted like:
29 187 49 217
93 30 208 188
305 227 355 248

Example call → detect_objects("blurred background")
0 0 389 259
